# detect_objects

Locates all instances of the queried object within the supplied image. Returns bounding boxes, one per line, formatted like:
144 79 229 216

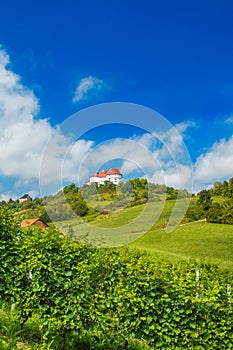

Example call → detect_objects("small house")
21 218 48 229
19 194 32 203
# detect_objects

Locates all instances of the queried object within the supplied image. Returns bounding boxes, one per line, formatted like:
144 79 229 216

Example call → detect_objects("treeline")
185 177 233 225
1 179 190 223
0 196 51 224
44 179 190 222
210 177 233 198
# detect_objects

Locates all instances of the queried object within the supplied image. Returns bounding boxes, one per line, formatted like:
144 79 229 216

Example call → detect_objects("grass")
129 221 233 270
56 199 176 247
56 198 233 270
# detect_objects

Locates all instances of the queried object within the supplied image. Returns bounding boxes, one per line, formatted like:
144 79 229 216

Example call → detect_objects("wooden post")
227 284 231 305
196 268 200 299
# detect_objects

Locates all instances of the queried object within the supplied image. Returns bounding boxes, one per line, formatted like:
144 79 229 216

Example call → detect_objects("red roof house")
21 218 49 229
87 168 122 186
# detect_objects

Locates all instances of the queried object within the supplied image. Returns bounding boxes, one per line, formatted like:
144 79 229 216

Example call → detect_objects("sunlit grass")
130 221 233 270
56 198 233 270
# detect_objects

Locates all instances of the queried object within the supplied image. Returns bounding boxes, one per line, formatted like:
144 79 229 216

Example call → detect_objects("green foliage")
0 207 22 302
185 183 233 225
197 189 213 211
39 208 52 224
63 183 78 195
43 184 90 221
98 181 117 201
127 178 148 206
166 186 178 200
206 202 223 223
64 183 88 216
6 179 191 225
0 305 21 349
81 183 98 197
212 177 233 198
0 206 232 349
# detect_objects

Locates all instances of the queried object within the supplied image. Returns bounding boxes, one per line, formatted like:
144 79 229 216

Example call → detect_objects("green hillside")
3 178 233 271
130 221 233 270
57 198 233 270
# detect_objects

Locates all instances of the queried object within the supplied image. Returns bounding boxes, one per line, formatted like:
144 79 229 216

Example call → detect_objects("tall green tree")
197 189 212 211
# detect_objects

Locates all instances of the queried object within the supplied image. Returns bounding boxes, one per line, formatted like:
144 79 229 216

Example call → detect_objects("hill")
130 221 233 270
1 177 233 271
57 198 233 270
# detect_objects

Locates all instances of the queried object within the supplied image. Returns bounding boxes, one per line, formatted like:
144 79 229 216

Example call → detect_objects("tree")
98 182 117 201
166 187 178 200
63 183 79 195
222 180 229 197
197 190 212 211
228 177 233 198
207 203 222 223
212 181 223 196
121 181 133 194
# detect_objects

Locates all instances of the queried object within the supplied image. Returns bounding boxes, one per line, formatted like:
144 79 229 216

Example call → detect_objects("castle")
87 168 122 186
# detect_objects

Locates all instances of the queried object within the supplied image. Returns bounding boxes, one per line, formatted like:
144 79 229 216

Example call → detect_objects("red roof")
21 218 48 229
90 168 121 178
107 168 121 175
99 170 108 177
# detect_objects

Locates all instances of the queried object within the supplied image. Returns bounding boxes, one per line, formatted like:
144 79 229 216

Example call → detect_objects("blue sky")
0 0 233 199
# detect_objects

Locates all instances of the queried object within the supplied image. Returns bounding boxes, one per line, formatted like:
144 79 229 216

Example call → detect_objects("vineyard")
0 206 233 349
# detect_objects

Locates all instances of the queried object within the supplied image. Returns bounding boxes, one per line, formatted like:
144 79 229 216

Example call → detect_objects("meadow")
57 198 233 270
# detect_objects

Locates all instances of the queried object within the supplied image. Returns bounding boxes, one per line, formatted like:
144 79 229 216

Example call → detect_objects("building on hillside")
87 168 122 186
19 194 32 203
21 218 48 229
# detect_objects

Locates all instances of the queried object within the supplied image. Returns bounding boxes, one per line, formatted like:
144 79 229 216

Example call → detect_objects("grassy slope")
56 199 233 270
129 221 233 270
56 199 170 247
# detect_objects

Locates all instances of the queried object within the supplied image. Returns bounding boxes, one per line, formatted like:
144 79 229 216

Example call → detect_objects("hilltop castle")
87 168 122 186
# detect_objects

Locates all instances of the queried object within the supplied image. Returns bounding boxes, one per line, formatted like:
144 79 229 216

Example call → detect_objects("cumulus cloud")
73 123 194 191
153 121 196 158
0 48 195 197
193 136 233 189
0 47 95 197
72 76 103 103
3 45 233 197
0 48 52 181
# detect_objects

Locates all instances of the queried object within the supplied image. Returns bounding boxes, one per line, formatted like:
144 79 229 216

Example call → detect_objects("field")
56 198 233 270
130 221 233 270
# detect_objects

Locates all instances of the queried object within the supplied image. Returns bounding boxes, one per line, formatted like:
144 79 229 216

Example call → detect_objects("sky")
1 0 233 200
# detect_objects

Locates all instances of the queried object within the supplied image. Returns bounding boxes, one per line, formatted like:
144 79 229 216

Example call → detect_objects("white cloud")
73 125 194 191
61 139 94 183
0 48 53 181
72 76 103 103
163 164 193 190
0 48 196 197
0 193 14 202
149 121 195 163
0 47 95 197
193 136 233 189
4 45 232 197
225 115 233 124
